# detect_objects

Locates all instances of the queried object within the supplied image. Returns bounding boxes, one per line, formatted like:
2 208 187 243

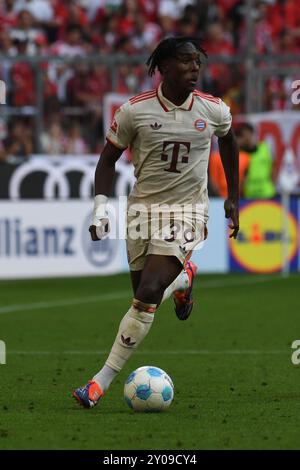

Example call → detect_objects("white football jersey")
106 83 232 222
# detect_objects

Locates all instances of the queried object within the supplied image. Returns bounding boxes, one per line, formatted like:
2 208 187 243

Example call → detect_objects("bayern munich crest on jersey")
194 119 206 131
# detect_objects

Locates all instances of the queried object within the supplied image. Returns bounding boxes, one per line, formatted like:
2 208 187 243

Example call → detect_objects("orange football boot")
173 260 197 320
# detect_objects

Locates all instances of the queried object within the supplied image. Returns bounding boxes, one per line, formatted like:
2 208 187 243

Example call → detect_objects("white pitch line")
0 274 288 316
0 290 131 315
7 349 288 356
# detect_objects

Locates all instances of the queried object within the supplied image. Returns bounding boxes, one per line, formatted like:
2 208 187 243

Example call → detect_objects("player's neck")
161 82 190 106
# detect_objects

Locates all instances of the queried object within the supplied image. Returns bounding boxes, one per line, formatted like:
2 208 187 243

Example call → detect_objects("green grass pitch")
0 272 299 450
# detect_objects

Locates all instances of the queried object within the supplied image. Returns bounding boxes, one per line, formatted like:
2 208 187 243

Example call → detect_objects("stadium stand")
0 0 300 158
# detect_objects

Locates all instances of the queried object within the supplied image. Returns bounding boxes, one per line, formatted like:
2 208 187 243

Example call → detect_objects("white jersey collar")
156 83 194 112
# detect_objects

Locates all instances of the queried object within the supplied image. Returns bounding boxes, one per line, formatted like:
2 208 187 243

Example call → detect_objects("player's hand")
89 194 110 241
224 198 239 239
89 218 110 241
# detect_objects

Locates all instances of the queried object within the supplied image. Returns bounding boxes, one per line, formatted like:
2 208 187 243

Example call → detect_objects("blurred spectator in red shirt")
205 21 235 55
91 0 123 26
216 0 240 17
204 21 235 94
118 0 141 36
0 0 18 29
274 28 300 55
253 1 274 54
140 0 159 23
268 0 300 41
66 63 110 107
57 0 89 39
10 37 35 106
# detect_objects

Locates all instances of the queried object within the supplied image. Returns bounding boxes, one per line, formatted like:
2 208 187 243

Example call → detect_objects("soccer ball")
124 366 174 412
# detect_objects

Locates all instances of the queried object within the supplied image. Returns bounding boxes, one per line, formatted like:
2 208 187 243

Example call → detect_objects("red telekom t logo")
161 141 191 173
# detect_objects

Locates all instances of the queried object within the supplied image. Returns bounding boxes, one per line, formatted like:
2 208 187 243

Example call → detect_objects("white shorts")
126 210 206 271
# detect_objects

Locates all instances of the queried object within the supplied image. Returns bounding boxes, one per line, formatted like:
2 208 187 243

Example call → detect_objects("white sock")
161 270 189 304
93 365 118 394
93 299 156 392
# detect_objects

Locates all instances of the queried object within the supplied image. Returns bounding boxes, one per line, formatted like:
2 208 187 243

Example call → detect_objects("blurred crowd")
209 122 276 199
0 0 300 161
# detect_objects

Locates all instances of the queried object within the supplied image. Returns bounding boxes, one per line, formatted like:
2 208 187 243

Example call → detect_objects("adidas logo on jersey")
150 122 162 130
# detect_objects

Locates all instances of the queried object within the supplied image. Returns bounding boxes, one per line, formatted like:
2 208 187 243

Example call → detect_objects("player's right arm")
89 142 124 241
90 102 134 241
94 141 124 197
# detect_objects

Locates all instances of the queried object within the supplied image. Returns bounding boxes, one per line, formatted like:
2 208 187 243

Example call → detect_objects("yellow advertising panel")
229 201 299 273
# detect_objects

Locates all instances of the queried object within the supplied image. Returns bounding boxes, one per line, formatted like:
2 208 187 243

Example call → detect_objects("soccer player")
73 37 239 408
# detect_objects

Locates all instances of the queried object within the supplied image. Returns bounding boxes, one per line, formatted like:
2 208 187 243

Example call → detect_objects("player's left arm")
218 127 240 239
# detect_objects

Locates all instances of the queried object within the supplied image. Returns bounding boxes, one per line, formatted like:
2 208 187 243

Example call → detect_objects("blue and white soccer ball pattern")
124 366 174 412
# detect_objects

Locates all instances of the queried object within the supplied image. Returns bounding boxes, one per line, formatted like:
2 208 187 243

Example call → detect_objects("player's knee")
135 281 164 304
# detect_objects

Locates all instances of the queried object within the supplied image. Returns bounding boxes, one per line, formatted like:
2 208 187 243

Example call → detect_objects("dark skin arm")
89 141 124 241
218 127 240 239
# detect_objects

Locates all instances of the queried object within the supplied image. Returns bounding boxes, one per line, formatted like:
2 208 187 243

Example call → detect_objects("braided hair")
146 37 207 77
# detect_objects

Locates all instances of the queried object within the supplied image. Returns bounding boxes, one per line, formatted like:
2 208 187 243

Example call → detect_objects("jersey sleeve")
106 102 134 149
214 100 232 137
